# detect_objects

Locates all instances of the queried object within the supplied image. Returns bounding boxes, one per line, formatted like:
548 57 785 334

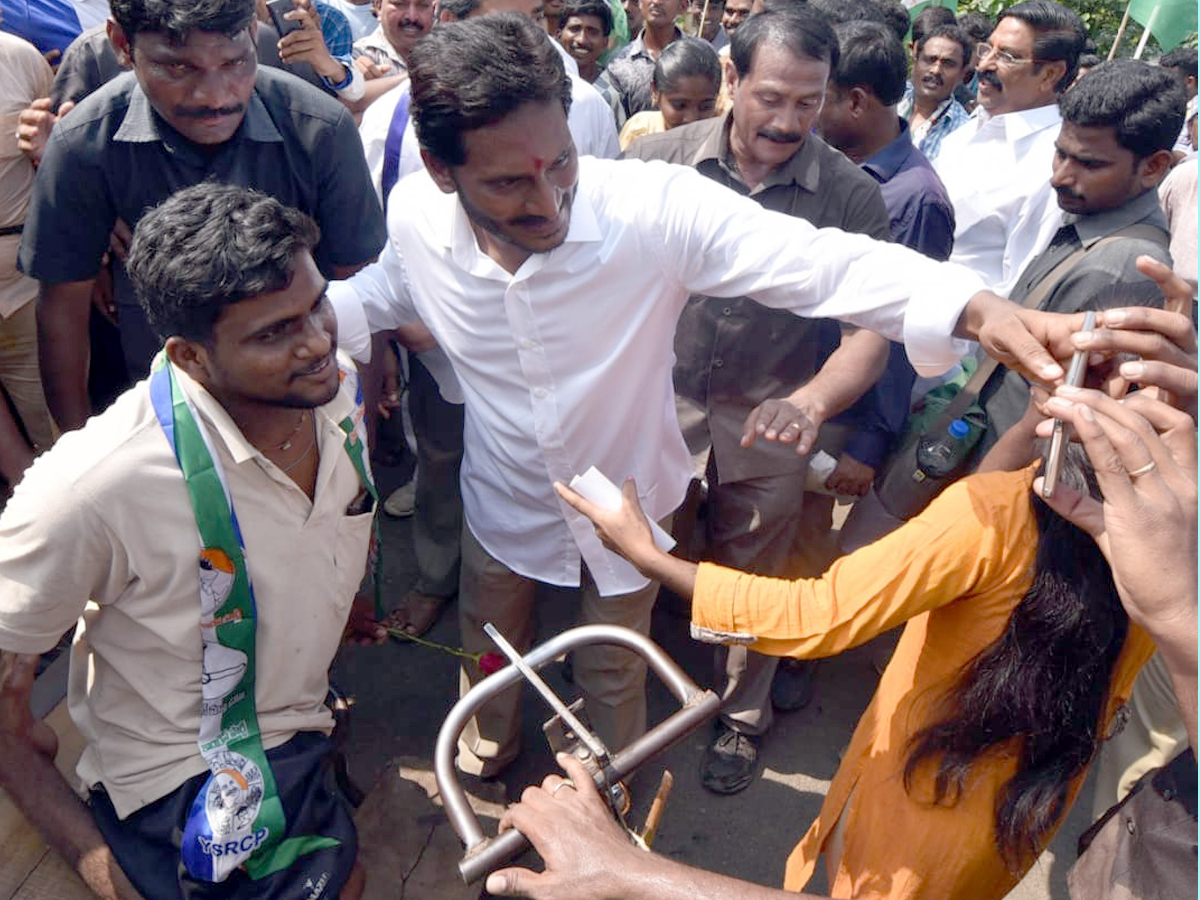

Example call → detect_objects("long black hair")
903 444 1129 870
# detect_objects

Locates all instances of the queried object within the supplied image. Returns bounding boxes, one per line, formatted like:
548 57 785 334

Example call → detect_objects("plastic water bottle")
913 419 972 482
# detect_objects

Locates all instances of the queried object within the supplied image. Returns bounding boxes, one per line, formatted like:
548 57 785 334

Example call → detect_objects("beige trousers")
455 519 667 777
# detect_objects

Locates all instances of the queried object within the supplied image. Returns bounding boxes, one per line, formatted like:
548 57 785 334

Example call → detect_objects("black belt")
0 224 22 237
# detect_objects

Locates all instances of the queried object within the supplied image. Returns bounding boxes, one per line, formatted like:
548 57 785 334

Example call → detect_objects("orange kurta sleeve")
691 466 1040 660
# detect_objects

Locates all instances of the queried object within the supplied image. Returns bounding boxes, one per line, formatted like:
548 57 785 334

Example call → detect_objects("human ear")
165 336 214 384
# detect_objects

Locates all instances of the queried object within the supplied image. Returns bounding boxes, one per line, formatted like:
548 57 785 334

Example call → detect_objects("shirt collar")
862 118 915 183
113 79 283 145
627 28 683 59
699 112 820 193
357 26 405 67
170 353 360 467
443 171 603 276
1066 189 1169 247
971 101 1060 142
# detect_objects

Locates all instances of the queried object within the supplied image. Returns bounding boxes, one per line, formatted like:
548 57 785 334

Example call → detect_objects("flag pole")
1108 3 1132 59
1133 5 1158 58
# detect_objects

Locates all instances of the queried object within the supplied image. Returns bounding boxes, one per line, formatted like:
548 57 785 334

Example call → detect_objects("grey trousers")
408 355 464 598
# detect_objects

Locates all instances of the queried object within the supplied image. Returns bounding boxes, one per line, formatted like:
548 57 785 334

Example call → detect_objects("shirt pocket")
333 508 374 614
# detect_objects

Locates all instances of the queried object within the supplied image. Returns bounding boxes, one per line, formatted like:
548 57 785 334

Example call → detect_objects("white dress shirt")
357 50 621 404
328 157 985 595
935 103 1064 298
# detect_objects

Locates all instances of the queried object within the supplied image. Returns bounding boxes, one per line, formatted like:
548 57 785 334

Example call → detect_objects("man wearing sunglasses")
933 0 1086 298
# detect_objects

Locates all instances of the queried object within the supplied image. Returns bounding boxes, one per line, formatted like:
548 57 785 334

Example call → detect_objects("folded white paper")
568 466 677 553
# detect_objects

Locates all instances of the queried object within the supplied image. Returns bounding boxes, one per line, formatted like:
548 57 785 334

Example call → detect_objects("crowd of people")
0 0 1195 899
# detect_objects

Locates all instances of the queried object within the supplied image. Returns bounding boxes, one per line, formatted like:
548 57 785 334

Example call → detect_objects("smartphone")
267 0 304 36
1042 310 1095 498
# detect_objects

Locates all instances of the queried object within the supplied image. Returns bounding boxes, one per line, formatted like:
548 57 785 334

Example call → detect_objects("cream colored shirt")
0 32 53 318
0 356 373 817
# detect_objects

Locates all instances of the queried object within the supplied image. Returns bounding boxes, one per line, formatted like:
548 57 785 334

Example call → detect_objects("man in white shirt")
934 0 1086 298
354 0 619 642
330 12 1082 780
350 0 434 110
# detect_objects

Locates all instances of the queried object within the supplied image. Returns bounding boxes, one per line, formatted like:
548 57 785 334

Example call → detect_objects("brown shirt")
625 113 891 481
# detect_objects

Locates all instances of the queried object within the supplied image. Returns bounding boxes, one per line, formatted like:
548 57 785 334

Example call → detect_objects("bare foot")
381 591 450 637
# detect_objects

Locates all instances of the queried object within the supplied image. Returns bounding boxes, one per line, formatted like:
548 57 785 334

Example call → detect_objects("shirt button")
521 339 537 350
722 307 732 316
1125 818 1135 834
713 359 724 368
533 387 548 399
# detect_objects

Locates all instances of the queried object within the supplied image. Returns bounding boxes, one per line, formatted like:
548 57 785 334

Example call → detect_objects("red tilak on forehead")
533 157 546 172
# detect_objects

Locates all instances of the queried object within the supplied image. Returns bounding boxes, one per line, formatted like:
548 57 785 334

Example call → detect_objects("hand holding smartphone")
267 0 303 36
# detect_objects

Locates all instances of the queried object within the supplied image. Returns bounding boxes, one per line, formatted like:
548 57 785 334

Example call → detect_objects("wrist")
956 290 1004 341
318 57 351 83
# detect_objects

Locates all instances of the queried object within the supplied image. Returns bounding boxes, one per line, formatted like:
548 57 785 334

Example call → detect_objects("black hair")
910 4 956 44
1059 59 1186 159
730 6 839 78
905 448 1129 871
903 273 1167 872
126 183 320 343
1075 52 1101 71
916 23 972 69
759 0 807 12
409 14 572 166
956 10 992 44
1161 47 1198 78
109 0 255 46
831 20 906 106
873 0 911 43
806 0 880 28
998 0 1086 93
437 0 483 18
561 0 614 35
653 35 721 92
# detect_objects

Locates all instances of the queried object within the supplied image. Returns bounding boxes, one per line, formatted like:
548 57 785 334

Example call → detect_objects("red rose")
479 652 507 675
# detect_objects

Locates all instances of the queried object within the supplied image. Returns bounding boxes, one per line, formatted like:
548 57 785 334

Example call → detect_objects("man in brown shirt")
624 6 891 794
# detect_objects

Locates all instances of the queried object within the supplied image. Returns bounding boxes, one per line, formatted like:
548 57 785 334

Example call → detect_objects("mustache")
1055 186 1084 202
175 105 244 119
921 73 944 87
759 127 804 144
978 70 1003 90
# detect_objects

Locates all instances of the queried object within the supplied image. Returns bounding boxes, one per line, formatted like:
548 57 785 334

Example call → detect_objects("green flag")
1128 0 1197 51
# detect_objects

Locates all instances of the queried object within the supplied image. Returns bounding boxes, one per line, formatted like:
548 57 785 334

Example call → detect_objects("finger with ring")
1128 461 1157 478
550 779 576 797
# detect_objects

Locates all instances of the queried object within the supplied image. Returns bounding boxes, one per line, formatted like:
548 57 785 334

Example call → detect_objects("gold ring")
550 779 575 797
1128 461 1157 478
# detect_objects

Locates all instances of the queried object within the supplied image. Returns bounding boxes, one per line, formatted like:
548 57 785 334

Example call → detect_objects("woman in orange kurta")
688 464 1153 900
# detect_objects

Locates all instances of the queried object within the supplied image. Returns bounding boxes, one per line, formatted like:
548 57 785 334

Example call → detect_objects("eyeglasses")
976 42 1042 67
